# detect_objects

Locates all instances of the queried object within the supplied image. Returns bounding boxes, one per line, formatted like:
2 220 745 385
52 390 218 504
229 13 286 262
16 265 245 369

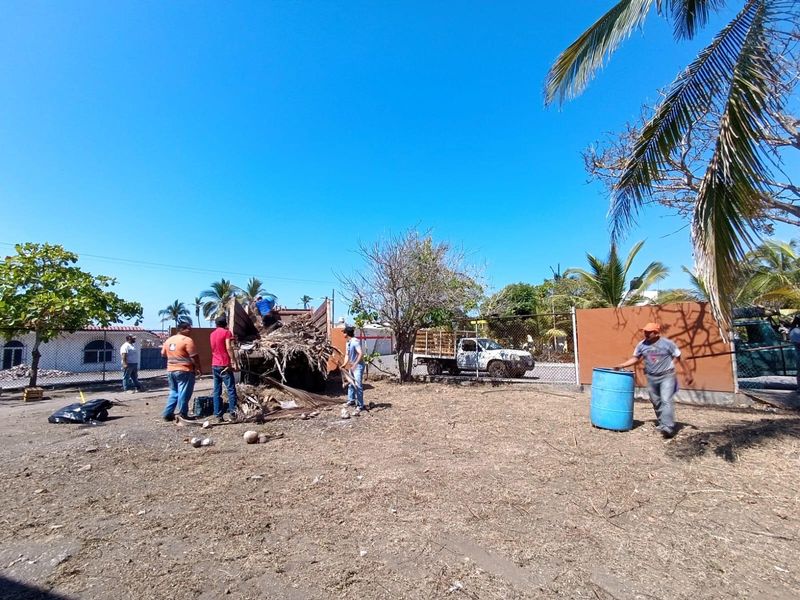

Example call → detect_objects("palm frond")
693 1 778 333
609 2 769 240
544 0 655 105
666 0 725 40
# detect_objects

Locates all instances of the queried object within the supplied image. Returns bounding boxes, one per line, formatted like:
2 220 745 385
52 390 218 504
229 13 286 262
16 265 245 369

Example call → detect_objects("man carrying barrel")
614 322 693 438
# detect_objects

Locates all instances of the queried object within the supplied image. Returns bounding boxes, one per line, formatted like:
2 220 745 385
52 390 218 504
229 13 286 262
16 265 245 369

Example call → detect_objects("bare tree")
340 230 483 382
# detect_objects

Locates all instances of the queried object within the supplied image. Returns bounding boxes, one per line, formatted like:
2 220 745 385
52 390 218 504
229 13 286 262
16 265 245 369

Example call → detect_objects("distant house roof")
82 325 152 332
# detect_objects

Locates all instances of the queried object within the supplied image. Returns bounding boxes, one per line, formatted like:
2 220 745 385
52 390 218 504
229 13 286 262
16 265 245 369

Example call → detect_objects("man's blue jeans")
122 364 140 391
213 366 238 417
347 363 365 409
646 371 677 432
163 370 195 418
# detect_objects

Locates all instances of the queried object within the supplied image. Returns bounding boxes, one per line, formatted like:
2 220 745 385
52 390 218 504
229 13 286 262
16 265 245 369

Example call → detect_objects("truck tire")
427 361 443 376
511 368 527 378
448 366 461 375
487 361 507 378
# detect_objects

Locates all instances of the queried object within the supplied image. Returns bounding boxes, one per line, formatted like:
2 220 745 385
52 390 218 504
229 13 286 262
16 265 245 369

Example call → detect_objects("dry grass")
0 380 798 599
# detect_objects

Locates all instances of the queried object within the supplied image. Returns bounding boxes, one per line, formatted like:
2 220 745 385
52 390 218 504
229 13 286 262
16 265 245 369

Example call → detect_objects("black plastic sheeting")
48 399 114 424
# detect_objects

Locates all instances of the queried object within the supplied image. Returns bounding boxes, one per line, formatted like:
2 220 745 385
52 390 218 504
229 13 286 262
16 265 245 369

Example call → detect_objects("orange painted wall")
576 302 735 392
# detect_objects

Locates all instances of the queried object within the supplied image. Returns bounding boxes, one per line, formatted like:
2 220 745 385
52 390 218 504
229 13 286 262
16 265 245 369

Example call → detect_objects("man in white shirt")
120 335 142 393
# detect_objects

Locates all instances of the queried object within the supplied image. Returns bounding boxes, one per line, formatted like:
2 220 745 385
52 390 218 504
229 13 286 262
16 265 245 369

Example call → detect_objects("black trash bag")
48 399 114 424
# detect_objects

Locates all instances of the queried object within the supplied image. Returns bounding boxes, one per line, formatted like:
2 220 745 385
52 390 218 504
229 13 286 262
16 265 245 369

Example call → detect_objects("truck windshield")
477 338 503 351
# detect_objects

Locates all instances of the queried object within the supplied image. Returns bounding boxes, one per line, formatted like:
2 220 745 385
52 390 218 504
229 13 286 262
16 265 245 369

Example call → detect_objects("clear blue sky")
1 1 792 328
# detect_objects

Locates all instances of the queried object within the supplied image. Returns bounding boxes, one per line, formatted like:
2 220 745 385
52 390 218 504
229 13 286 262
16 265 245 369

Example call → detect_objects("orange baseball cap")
642 322 661 332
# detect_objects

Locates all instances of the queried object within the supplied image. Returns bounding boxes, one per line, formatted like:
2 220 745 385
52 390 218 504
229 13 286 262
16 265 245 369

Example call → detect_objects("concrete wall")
576 302 736 393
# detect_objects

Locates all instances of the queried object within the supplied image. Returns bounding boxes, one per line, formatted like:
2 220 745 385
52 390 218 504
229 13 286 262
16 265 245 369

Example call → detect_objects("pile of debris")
235 377 342 422
238 313 341 391
0 365 74 381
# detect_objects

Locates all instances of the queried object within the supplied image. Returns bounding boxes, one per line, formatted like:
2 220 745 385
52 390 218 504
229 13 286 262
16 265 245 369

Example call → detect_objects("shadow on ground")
1 576 76 600
667 417 800 462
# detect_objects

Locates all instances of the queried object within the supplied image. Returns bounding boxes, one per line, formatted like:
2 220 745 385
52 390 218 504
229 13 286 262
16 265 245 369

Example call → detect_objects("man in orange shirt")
161 320 202 421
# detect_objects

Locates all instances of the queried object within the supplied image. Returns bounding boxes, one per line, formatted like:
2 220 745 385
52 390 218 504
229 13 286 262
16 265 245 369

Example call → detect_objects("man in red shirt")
210 316 240 422
161 320 202 421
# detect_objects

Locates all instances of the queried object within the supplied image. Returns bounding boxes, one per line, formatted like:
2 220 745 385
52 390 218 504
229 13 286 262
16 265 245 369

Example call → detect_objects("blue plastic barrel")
590 368 634 431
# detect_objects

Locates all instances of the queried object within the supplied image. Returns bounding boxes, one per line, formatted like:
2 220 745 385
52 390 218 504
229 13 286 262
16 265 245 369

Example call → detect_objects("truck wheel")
511 368 526 378
427 362 443 376
448 366 461 375
488 361 507 378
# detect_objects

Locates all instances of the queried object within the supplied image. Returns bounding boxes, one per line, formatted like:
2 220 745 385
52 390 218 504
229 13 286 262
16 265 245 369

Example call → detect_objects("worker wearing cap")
120 334 141 393
614 322 693 438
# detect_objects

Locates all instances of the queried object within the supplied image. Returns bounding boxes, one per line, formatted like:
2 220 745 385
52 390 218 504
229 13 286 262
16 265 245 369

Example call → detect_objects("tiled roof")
81 326 151 332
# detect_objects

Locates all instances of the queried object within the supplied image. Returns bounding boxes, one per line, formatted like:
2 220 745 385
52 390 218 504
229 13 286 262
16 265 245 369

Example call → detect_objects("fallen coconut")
190 437 202 448
340 408 351 420
243 430 259 444
201 438 214 447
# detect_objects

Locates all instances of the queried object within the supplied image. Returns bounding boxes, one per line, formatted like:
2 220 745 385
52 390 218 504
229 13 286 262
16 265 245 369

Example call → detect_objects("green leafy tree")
340 229 483 382
545 1 800 331
158 300 191 328
0 243 142 386
301 295 313 309
200 278 239 320
565 241 668 307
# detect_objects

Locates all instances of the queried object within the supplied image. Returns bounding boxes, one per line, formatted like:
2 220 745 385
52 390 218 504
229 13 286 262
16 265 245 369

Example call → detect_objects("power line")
0 241 337 286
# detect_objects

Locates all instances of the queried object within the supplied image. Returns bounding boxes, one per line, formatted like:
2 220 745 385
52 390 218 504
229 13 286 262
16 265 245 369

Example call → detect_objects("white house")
1 326 162 373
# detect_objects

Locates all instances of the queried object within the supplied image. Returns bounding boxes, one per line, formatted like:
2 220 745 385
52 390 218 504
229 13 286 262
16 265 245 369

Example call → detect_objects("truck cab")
456 337 534 378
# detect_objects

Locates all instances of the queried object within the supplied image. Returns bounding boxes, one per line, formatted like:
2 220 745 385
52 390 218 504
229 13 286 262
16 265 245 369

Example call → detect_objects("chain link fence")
0 328 167 390
409 312 578 384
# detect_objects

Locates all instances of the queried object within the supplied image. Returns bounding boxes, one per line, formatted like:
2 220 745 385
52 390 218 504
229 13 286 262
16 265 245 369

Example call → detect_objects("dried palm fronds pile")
239 314 338 384
236 377 342 422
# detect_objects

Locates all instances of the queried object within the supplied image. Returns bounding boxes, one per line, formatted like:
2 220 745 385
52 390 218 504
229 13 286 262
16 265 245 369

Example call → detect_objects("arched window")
84 340 113 364
2 341 24 369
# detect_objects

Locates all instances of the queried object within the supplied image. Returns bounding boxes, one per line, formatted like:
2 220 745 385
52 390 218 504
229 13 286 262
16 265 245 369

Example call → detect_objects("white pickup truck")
413 329 535 378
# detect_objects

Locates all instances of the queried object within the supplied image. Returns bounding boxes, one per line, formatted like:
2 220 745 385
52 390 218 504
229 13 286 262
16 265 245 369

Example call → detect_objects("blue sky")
1 1 793 328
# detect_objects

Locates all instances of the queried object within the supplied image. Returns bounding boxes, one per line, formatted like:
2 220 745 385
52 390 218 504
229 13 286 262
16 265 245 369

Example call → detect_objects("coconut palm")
301 295 313 309
240 277 267 308
191 296 204 326
740 239 800 306
200 279 239 321
564 241 668 307
545 1 800 331
158 300 191 328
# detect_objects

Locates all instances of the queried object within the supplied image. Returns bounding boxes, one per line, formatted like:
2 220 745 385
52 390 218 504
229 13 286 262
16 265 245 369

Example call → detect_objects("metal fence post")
475 321 479 380
102 329 107 382
571 306 580 385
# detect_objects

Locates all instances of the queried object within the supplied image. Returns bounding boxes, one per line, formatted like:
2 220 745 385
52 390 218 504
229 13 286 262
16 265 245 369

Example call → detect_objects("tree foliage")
200 278 240 320
545 0 800 333
159 300 191 327
564 241 668 307
0 243 142 386
340 230 483 382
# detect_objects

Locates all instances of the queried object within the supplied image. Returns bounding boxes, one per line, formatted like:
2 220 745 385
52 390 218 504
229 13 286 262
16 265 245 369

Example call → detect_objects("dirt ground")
1 378 799 600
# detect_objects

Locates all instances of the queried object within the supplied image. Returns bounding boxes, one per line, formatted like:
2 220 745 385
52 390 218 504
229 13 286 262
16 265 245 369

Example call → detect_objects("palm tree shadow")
667 417 800 462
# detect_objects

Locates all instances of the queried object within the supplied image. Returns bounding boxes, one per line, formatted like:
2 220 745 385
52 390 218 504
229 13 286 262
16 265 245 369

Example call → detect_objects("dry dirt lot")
1 379 799 599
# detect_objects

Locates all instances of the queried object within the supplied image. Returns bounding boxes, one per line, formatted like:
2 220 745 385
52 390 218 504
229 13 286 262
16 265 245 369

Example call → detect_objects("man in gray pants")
615 322 693 438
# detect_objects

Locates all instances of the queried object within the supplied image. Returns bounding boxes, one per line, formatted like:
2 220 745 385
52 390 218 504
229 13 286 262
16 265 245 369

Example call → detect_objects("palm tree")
191 296 204 327
158 300 191 328
739 239 800 306
241 277 267 308
545 1 800 332
301 295 313 309
564 241 668 307
200 279 239 321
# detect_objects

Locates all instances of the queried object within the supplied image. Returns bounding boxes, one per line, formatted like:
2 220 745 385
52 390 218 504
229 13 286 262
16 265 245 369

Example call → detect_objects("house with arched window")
0 327 161 374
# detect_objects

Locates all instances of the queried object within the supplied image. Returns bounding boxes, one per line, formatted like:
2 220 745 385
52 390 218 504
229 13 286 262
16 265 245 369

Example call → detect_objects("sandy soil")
1 378 799 599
